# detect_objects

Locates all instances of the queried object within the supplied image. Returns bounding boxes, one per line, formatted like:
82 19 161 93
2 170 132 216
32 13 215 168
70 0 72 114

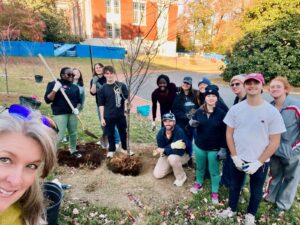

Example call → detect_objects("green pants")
194 144 220 193
54 114 78 154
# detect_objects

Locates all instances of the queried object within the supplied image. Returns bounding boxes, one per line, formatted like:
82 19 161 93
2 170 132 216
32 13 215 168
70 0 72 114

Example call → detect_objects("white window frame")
133 1 146 26
106 22 121 38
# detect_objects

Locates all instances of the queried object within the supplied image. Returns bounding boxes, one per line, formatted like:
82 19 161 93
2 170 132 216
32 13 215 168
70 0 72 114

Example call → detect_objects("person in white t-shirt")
218 73 286 225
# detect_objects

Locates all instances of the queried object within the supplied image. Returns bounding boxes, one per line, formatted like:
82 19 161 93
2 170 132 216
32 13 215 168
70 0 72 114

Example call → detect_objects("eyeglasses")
230 82 241 87
4 104 59 133
65 73 75 78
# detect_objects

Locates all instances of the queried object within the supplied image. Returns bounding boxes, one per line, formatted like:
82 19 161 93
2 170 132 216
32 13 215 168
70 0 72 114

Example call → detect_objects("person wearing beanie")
218 73 286 225
151 74 177 129
172 76 197 167
189 85 227 205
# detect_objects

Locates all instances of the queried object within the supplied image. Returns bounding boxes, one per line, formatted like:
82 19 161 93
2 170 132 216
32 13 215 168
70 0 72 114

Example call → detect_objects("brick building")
57 0 178 56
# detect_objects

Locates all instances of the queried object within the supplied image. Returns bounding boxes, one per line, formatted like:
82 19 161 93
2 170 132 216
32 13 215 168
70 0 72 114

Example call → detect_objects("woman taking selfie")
0 104 57 225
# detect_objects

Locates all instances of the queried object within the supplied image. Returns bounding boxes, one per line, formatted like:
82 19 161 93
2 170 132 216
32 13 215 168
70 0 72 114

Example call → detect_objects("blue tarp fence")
0 41 126 59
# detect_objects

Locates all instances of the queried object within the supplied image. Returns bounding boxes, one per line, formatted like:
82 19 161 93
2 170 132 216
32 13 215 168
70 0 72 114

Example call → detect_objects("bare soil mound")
55 143 195 211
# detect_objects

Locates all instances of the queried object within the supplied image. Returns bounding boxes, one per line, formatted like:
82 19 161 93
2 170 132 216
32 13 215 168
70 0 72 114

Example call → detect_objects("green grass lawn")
1 56 299 224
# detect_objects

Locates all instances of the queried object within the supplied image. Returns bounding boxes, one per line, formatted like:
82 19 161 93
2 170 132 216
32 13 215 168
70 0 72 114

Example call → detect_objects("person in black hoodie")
151 74 177 129
172 76 197 165
189 85 227 205
44 67 82 158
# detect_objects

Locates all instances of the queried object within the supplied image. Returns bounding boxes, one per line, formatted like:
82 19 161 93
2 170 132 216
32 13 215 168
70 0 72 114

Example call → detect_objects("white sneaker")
118 149 135 156
107 151 114 158
115 144 120 150
244 213 255 225
217 207 236 218
173 175 187 187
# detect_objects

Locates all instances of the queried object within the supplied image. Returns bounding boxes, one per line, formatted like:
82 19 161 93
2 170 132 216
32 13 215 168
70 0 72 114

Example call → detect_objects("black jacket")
44 79 81 115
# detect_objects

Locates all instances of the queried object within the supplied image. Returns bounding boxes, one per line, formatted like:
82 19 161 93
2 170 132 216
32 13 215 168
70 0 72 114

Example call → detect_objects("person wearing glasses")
0 104 57 225
172 76 196 167
153 113 189 187
44 67 82 158
264 76 300 214
220 74 247 188
230 74 247 105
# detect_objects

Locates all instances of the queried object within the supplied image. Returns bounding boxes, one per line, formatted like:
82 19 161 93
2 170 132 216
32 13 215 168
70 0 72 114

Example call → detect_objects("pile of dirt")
107 153 142 176
57 143 106 168
56 143 196 211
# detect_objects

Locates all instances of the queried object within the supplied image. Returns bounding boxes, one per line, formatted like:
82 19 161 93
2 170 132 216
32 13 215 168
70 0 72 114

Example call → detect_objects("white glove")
171 140 186 149
92 76 99 84
243 160 263 175
73 108 79 115
151 121 156 131
53 81 62 92
231 155 244 170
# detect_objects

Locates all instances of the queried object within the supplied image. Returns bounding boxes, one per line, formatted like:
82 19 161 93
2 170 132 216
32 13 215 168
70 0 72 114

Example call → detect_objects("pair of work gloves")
153 140 186 156
52 81 80 116
231 155 263 175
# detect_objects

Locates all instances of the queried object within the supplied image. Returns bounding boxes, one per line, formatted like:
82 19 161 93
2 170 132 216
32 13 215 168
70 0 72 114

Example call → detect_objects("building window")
106 23 120 38
114 0 119 14
106 23 113 38
106 0 120 14
133 1 146 25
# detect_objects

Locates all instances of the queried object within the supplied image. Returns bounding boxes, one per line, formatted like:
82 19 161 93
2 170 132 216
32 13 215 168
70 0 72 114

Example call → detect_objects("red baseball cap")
244 73 265 85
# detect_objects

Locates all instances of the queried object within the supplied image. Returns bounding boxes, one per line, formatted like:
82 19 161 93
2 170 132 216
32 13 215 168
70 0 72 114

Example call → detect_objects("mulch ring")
57 143 106 169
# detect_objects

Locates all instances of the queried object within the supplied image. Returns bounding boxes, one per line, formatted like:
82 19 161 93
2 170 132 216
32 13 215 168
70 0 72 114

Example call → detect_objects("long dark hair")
73 68 84 87
93 62 104 76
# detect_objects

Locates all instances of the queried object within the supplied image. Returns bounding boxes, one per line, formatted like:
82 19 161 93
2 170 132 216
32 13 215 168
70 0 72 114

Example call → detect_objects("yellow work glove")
170 140 186 149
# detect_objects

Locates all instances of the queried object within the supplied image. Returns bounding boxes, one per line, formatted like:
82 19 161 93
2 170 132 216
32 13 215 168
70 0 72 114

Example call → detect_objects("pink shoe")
190 183 203 194
211 192 219 204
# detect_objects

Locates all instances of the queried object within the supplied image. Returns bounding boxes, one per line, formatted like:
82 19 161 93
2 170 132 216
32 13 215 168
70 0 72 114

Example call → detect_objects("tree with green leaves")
223 0 300 85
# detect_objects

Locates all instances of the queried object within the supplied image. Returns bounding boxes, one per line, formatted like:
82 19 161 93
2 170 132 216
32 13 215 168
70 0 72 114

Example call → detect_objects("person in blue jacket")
153 113 189 187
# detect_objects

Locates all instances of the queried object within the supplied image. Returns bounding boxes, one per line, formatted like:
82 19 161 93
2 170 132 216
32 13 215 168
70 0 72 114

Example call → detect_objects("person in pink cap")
218 73 286 225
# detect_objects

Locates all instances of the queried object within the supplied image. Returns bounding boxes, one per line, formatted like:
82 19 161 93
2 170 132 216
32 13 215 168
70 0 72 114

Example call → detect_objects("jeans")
220 149 232 187
96 106 120 144
54 114 78 153
104 116 127 152
194 145 220 193
229 160 269 216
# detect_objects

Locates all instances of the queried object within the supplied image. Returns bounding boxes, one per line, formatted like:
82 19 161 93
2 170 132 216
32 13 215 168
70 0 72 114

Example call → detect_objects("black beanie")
204 85 219 99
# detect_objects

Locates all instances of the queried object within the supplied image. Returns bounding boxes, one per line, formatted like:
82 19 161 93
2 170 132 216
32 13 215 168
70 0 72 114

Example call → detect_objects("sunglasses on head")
230 82 241 87
4 104 59 133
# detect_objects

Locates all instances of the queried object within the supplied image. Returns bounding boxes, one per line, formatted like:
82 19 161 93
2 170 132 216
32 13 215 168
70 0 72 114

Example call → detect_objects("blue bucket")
43 182 63 225
137 105 150 117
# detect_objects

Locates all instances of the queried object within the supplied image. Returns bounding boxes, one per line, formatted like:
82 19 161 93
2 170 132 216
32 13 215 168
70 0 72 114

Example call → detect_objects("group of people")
151 73 300 225
1 67 299 225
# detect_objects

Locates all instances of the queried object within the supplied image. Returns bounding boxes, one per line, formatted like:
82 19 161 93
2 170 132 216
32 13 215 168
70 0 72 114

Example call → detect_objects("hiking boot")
217 207 236 218
190 183 203 194
173 175 187 187
211 192 219 204
107 151 115 158
244 213 255 225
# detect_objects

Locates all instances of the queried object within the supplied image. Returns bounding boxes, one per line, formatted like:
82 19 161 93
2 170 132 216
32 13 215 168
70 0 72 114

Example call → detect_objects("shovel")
38 54 98 139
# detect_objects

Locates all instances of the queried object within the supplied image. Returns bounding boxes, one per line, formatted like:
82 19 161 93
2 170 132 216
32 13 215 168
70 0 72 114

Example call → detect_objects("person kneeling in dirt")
153 113 190 187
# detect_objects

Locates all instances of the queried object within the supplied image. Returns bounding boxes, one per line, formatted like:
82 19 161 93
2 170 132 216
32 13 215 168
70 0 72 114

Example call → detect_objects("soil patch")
56 143 195 211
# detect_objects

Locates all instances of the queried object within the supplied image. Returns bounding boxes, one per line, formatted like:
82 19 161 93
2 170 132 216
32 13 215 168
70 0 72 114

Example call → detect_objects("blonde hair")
270 76 291 95
0 110 57 225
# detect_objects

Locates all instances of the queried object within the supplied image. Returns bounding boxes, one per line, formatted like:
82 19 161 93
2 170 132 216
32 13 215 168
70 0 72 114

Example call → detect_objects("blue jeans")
229 160 269 216
96 106 120 144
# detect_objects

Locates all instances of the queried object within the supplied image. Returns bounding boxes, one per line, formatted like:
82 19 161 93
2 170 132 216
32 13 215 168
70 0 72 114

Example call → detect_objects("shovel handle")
38 54 84 128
